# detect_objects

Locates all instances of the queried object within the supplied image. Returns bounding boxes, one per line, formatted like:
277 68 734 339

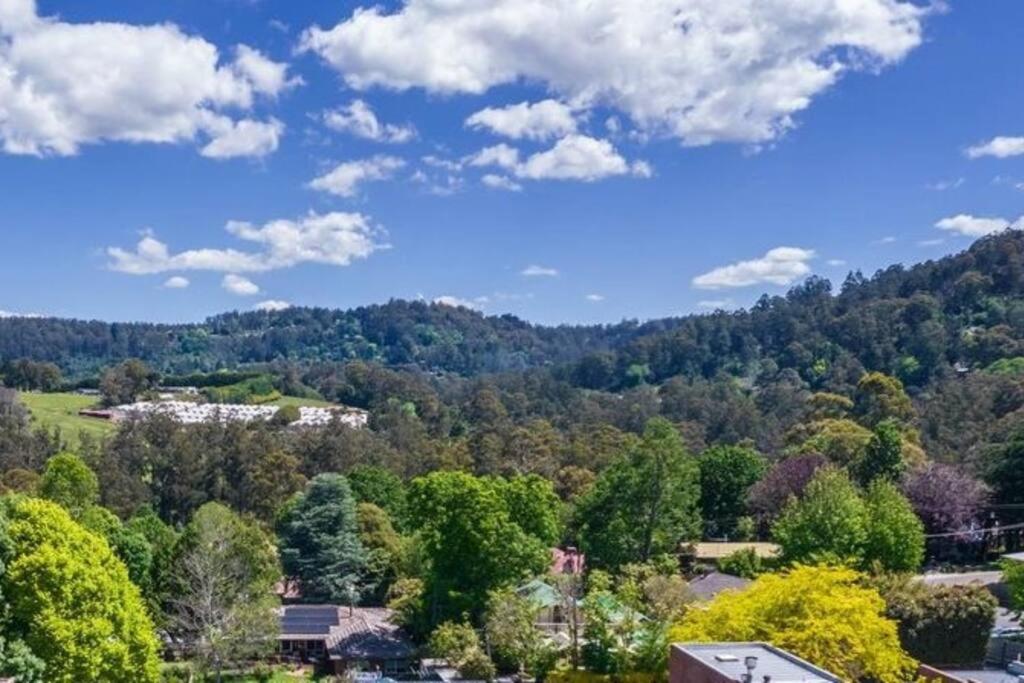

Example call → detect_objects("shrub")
717 547 763 579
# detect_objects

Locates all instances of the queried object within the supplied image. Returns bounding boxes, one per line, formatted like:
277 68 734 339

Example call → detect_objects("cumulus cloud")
222 274 260 296
470 135 649 182
300 0 927 147
466 100 576 141
693 247 815 289
200 117 284 159
433 295 481 310
481 174 522 192
108 211 386 275
308 155 405 197
966 136 1024 159
935 214 1021 237
521 265 559 277
323 99 416 143
0 2 299 157
163 276 190 289
254 299 292 312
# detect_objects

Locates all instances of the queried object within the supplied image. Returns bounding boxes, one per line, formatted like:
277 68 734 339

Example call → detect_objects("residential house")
670 643 842 683
278 605 418 676
686 571 751 602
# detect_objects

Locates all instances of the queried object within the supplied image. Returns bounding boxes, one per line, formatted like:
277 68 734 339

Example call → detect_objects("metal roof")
278 606 417 660
1003 551 1024 563
673 643 842 682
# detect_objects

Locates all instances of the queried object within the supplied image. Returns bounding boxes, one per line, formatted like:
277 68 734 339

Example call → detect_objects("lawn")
268 395 336 409
18 391 117 446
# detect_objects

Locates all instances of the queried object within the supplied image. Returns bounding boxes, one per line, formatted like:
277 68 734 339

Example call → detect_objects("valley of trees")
1 233 1024 680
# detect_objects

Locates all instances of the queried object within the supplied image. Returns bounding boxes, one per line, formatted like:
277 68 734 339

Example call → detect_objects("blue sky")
0 0 1022 324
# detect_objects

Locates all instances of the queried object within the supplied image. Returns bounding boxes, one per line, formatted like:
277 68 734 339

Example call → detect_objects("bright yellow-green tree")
2 497 160 683
669 565 916 683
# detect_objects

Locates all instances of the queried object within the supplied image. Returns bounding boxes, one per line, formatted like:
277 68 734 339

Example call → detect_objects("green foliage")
277 474 368 603
987 427 1024 504
862 480 925 573
856 419 906 486
717 547 763 579
881 579 997 666
429 622 495 681
100 358 158 406
491 474 563 547
697 445 766 537
357 502 405 603
204 375 281 405
794 418 873 467
773 467 868 566
408 471 552 624
576 418 701 571
485 588 553 675
669 565 917 683
984 356 1024 375
169 502 279 679
773 468 924 572
3 497 160 682
269 404 301 426
38 452 99 518
1004 558 1024 616
347 465 408 528
855 372 915 427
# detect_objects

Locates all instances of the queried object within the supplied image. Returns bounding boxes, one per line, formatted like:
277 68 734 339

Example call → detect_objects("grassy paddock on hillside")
18 391 116 446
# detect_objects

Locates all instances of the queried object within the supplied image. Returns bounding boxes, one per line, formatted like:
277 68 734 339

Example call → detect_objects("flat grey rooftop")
674 643 842 682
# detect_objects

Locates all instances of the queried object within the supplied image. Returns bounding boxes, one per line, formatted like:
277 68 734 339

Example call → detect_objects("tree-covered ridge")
6 230 1024 383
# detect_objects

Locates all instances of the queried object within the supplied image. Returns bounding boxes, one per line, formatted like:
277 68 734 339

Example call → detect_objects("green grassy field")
18 392 117 446
268 395 335 408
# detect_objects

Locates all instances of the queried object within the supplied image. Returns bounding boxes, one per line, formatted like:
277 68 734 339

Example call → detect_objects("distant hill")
3 231 1024 392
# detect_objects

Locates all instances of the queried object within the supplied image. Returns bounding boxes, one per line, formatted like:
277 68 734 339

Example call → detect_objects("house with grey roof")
687 572 751 601
670 643 842 683
278 605 418 676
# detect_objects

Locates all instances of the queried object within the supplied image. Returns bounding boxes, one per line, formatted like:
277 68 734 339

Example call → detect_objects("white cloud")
585 294 605 302
108 211 386 274
308 155 405 197
163 276 190 289
0 309 42 318
300 0 927 147
925 177 964 191
918 237 945 247
468 144 519 170
470 135 648 183
935 214 1020 238
433 295 481 310
466 99 576 141
323 99 416 143
521 264 559 277
693 247 815 289
222 274 260 296
481 174 522 192
254 299 292 312
825 259 846 267
872 236 897 245
966 136 1024 159
0 3 298 157
200 117 283 159
698 299 737 310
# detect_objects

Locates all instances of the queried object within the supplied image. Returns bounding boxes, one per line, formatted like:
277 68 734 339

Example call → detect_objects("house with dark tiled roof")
278 605 418 676
687 572 751 601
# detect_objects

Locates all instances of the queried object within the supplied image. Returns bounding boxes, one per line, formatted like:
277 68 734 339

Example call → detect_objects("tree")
575 418 701 570
697 445 766 537
772 467 868 566
880 578 997 666
491 474 562 547
407 471 550 624
862 481 925 573
100 359 158 406
168 503 279 682
38 452 99 519
277 474 368 603
747 453 827 525
669 565 916 683
855 372 916 427
429 622 496 681
987 427 1024 504
357 502 405 603
901 462 990 535
856 419 905 486
348 465 408 528
485 589 552 676
2 498 160 682
1004 558 1024 617
792 419 873 467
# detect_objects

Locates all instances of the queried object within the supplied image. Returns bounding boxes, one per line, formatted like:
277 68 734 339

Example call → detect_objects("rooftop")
687 571 752 601
673 643 842 683
688 543 781 561
279 606 416 661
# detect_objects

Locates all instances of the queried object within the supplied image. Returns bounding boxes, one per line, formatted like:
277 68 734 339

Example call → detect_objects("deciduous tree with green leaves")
2 497 160 682
38 452 98 519
862 480 925 572
575 418 701 570
772 467 868 566
697 445 766 537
